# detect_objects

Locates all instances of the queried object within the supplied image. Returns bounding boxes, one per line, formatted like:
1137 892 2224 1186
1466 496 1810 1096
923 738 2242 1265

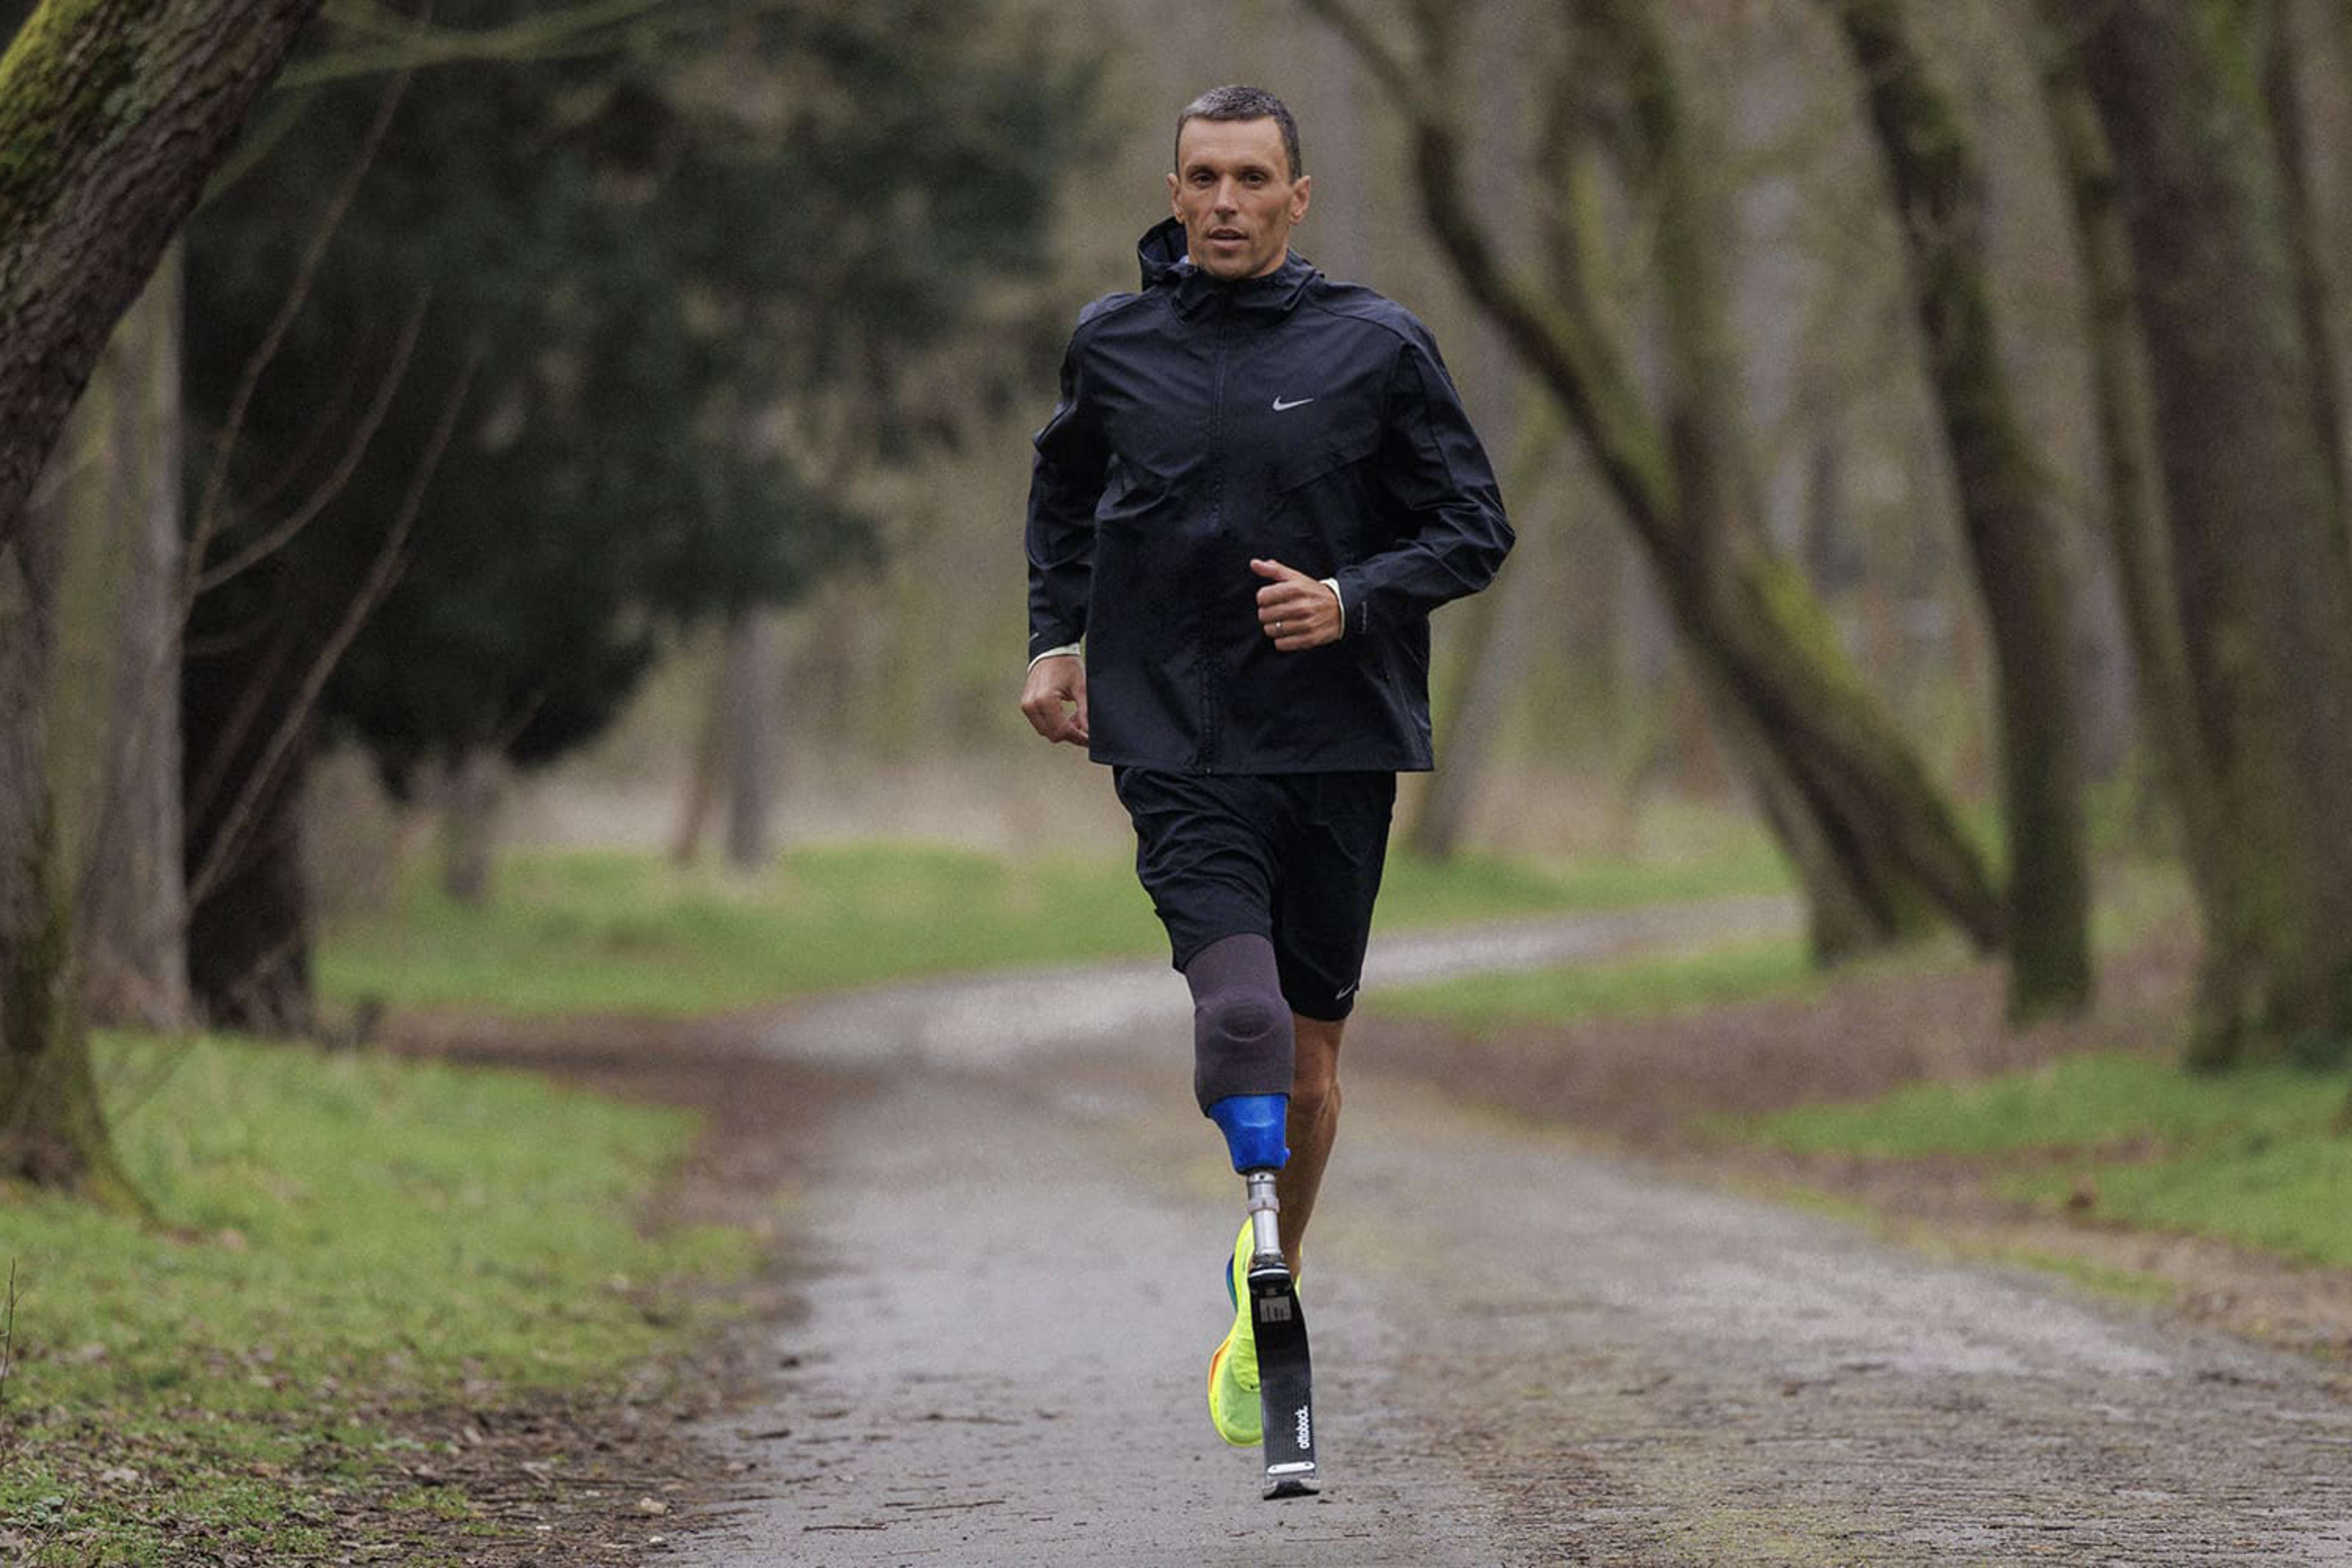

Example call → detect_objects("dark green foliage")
184 0 1100 794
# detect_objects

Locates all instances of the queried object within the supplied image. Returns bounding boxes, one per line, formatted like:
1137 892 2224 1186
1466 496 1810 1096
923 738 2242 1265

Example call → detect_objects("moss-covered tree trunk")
0 0 324 554
2261 0 2350 516
1594 0 1951 960
1 467 138 1205
2062 0 2352 1067
2037 26 2233 982
1315 0 2004 960
0 0 318 1197
1828 0 2092 1021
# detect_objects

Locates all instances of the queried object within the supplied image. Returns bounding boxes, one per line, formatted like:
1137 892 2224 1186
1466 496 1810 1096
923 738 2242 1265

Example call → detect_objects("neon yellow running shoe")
1207 1219 1261 1446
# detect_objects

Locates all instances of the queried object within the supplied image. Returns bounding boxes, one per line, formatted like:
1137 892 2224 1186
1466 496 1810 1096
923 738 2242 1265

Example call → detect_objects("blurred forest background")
8 0 2352 1201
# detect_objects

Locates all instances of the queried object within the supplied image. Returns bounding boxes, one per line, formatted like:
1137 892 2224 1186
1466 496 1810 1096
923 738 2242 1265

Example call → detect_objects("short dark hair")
1174 85 1303 181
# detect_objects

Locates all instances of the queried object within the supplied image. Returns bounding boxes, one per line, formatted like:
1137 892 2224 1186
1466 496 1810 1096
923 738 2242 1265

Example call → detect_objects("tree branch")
281 0 810 88
188 343 483 910
186 45 418 601
194 292 432 594
1297 0 1427 118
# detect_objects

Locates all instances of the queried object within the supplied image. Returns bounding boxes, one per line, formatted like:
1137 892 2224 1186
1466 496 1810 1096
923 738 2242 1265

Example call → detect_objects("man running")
1019 83 1513 1449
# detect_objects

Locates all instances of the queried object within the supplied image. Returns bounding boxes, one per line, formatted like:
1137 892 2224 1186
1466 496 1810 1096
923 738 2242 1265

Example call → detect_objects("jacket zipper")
1199 306 1231 774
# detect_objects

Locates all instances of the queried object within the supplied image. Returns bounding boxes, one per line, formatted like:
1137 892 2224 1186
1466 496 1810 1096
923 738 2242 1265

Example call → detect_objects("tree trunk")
183 594 318 1035
1406 405 1554 862
76 246 190 1030
1339 0 2002 957
2263 0 2350 516
185 734 315 1036
2038 26 2230 921
1830 0 2092 1021
721 608 777 871
1697 649 1920 959
671 643 726 865
439 746 500 907
0 0 325 554
1405 527 1523 861
2062 0 2352 1067
0 453 137 1205
1616 0 1959 961
1376 0 2000 952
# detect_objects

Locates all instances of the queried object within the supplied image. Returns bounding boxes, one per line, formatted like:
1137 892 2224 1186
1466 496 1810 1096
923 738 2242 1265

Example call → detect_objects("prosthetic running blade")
1249 1259 1319 1498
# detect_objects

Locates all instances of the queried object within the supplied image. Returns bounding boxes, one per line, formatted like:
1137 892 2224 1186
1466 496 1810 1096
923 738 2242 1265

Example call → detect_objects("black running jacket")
1026 217 1514 775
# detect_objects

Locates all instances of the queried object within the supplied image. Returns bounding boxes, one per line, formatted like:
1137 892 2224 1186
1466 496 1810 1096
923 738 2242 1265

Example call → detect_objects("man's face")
1168 116 1310 282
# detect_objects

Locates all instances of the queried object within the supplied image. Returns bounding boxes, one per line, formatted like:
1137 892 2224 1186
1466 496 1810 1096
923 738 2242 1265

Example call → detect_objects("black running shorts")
1111 767 1397 1021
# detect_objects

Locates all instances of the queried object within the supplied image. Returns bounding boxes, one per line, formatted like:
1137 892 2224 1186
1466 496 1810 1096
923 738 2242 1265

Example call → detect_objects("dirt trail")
666 903 2352 1566
751 892 1797 1069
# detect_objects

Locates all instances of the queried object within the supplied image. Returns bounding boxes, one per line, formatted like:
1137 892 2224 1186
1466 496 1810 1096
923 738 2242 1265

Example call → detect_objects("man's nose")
1213 179 1240 211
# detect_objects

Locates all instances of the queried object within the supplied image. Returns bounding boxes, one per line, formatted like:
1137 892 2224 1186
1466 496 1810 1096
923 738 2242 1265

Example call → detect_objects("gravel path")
753 892 1798 1069
673 901 2352 1566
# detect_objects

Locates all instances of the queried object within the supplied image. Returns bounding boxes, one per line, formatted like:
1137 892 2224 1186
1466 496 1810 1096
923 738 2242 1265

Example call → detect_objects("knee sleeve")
1185 932 1294 1113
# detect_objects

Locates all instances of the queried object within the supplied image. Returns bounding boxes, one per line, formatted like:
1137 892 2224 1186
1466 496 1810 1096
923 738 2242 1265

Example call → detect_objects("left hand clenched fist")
1251 557 1343 652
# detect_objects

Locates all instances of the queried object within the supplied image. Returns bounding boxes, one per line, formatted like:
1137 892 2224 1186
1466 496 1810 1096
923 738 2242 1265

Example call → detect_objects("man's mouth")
1208 228 1246 243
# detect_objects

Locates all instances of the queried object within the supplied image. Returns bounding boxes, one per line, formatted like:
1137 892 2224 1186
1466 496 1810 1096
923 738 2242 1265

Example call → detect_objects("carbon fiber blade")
1250 1267 1319 1498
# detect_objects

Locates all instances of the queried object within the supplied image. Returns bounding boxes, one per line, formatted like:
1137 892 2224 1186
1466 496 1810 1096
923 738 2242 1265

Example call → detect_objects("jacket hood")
1136 216 1316 316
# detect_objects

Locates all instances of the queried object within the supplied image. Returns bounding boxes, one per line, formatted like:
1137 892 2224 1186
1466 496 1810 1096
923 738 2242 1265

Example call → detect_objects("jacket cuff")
1330 570 1368 639
1319 578 1346 639
1027 641 1082 669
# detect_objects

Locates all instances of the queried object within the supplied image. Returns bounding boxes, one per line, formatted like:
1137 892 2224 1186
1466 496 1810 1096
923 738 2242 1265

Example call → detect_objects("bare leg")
1275 1012 1345 1276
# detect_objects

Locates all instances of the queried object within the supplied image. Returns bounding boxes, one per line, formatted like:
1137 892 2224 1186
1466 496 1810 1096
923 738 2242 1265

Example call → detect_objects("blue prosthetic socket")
1208 1092 1291 1174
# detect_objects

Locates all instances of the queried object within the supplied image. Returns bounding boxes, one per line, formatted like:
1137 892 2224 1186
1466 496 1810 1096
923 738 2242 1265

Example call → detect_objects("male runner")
1018 84 1513 1448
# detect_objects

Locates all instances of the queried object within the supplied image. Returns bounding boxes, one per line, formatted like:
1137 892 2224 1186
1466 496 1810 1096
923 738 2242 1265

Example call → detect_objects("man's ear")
1290 173 1311 224
1168 170 1182 217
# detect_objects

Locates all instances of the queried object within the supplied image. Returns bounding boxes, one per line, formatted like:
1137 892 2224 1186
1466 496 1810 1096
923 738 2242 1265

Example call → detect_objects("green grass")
1972 1247 2179 1306
1742 1054 2334 1158
324 843 1167 1016
0 1033 746 1562
1373 936 1815 1032
1368 859 2191 1036
1739 1053 2352 1268
320 839 1792 1019
1372 837 1789 925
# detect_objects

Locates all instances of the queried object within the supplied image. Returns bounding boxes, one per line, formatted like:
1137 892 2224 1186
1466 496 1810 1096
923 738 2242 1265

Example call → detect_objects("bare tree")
0 0 322 1201
2263 0 2350 513
2036 21 2218 932
1309 0 2005 963
1823 0 2091 1020
2053 0 2352 1068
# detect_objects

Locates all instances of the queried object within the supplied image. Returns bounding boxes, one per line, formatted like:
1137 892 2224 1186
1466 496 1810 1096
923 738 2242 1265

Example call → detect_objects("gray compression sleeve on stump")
1184 932 1295 1113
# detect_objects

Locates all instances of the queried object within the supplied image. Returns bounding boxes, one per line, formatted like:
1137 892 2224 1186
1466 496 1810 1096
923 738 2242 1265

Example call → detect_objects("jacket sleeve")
1025 331 1108 662
1332 332 1514 639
